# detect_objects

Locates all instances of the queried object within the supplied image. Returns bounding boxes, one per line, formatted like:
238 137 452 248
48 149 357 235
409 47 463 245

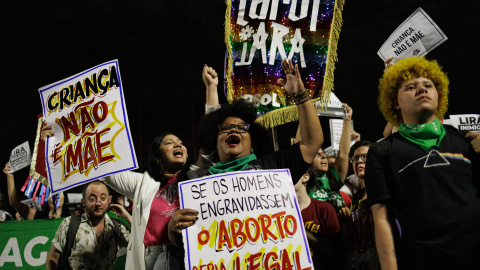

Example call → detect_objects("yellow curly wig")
378 57 449 126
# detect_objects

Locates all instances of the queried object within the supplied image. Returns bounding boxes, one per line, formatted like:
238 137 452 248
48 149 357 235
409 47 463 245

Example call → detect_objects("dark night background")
1 0 479 210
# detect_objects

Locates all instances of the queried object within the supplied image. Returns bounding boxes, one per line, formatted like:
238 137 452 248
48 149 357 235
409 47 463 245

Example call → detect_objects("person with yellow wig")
364 57 480 270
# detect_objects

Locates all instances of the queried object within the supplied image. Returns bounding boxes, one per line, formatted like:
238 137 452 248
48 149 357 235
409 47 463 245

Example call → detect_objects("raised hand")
466 132 480 154
277 59 305 95
168 208 198 234
342 103 353 120
41 122 55 141
202 65 218 88
3 162 12 176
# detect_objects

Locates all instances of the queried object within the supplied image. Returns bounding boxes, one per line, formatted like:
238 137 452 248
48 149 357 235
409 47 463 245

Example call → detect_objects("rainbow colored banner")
225 0 345 128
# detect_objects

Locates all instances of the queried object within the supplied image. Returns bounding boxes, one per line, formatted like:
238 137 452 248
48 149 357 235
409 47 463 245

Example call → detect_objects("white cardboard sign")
378 7 447 62
38 60 137 194
446 114 480 132
8 141 32 173
179 169 313 270
329 119 355 150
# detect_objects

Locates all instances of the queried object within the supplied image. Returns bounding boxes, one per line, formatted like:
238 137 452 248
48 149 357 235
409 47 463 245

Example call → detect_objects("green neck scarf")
315 174 331 190
208 154 257 175
398 118 446 153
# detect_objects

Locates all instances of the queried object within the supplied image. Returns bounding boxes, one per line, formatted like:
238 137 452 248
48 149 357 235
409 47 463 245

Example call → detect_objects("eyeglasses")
316 152 329 158
218 123 250 133
350 154 367 163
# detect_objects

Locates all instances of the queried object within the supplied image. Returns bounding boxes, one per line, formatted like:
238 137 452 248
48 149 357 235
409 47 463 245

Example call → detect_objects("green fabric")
308 168 345 211
399 118 446 153
0 218 127 269
107 211 131 230
208 154 257 175
316 174 331 190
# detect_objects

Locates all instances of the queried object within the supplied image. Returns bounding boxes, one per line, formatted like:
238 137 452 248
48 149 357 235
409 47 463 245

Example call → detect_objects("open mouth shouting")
173 149 184 158
226 134 241 147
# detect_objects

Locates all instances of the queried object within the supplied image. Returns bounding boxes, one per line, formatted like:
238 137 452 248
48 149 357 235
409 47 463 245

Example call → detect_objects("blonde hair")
378 57 449 125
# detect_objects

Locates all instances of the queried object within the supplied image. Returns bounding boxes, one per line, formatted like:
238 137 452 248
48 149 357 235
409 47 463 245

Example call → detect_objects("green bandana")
399 118 446 153
208 154 257 175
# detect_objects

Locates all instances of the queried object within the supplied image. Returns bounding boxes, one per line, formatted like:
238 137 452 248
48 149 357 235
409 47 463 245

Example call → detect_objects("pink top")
143 175 180 246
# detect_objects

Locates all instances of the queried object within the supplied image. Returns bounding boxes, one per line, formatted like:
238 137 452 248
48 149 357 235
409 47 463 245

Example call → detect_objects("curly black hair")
197 99 273 161
147 133 190 187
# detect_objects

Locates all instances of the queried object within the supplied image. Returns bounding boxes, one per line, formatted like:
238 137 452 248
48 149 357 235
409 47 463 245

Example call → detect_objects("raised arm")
278 59 323 164
3 163 36 220
332 103 352 183
203 64 219 107
372 203 398 270
110 203 133 226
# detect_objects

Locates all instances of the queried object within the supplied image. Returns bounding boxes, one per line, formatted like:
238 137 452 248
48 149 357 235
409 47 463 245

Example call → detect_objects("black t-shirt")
244 143 310 184
365 125 480 269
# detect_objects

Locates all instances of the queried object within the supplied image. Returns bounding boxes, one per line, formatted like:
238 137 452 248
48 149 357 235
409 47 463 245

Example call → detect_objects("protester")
338 141 380 270
300 104 353 211
3 162 52 219
365 56 480 269
45 180 130 270
295 171 341 270
41 64 221 270
168 58 324 246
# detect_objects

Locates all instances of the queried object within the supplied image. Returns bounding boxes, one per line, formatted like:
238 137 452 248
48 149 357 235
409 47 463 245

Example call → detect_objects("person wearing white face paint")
365 57 480 270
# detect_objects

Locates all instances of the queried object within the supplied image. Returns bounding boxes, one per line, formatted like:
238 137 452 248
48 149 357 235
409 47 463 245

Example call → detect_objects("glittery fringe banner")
22 114 51 204
321 0 345 111
225 0 346 128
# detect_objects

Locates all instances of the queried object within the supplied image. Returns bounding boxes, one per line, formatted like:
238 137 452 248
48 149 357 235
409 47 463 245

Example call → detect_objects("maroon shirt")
301 199 341 269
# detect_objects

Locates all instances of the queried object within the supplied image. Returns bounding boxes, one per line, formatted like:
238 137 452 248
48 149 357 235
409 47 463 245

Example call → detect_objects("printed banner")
444 114 480 132
225 0 345 128
9 142 32 173
0 217 126 269
179 169 313 270
38 60 137 194
377 7 447 62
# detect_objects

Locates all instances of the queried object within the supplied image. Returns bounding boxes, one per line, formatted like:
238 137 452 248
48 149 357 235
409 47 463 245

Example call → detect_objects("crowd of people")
2 56 480 270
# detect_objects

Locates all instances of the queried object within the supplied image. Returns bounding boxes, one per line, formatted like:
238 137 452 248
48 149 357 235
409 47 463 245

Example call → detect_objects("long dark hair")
147 133 189 187
306 166 343 193
197 99 273 161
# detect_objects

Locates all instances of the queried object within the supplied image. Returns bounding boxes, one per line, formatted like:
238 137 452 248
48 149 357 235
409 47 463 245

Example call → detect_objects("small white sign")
8 141 32 173
329 119 355 150
316 92 347 118
446 114 480 132
20 198 42 211
378 7 447 62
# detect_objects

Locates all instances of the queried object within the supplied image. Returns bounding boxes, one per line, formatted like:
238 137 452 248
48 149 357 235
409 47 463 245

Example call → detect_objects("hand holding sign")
466 132 480 154
3 162 13 177
40 122 55 140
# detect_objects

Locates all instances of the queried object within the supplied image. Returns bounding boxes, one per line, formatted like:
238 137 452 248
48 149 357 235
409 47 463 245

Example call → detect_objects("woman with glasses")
304 103 354 211
168 59 324 245
338 141 380 270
